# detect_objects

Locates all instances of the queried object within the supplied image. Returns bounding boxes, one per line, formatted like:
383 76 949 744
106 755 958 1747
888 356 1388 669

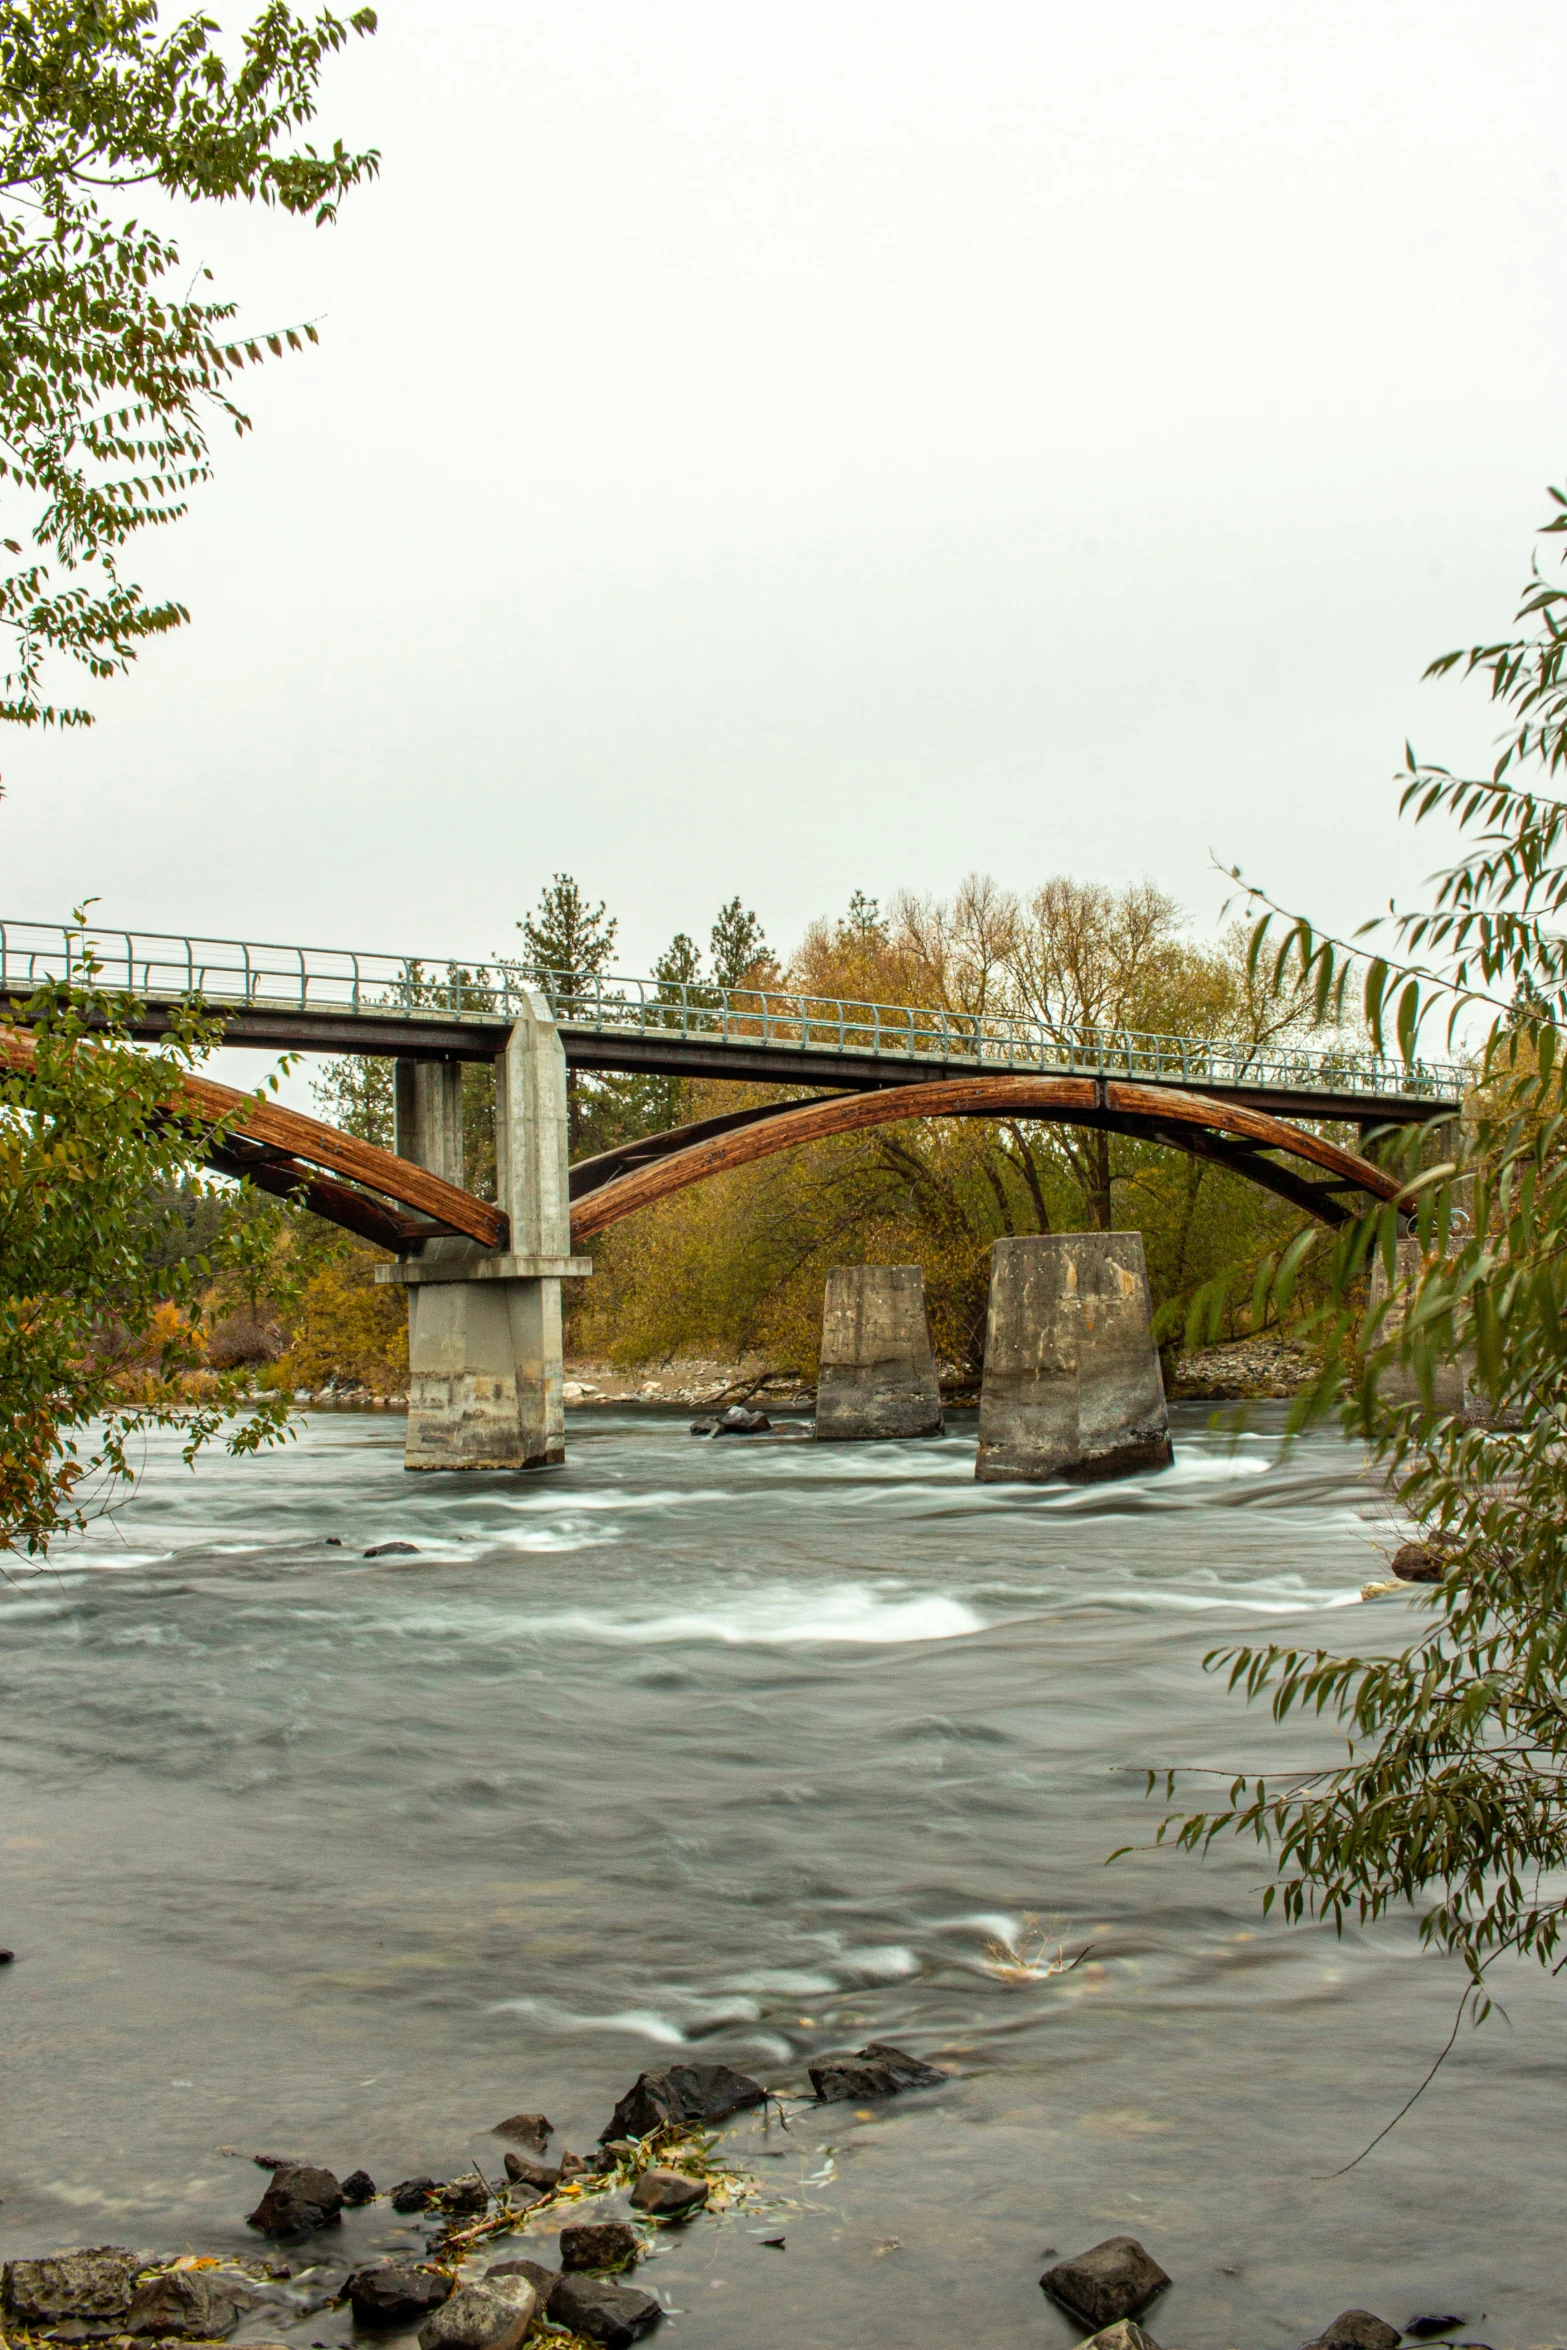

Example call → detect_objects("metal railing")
0 917 1464 1102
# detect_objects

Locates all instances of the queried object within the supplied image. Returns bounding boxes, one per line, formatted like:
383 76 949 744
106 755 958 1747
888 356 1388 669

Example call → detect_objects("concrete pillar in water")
1368 1234 1472 1414
815 1264 944 1440
975 1232 1173 1484
379 998 590 1471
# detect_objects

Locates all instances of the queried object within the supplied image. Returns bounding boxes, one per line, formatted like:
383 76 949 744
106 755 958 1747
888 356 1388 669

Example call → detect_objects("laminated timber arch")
566 1076 1407 1237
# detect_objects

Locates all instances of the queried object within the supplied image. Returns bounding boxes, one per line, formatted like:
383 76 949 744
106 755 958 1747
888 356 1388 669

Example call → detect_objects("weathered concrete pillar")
815 1265 944 1440
975 1232 1173 1484
378 999 589 1472
1367 1235 1472 1413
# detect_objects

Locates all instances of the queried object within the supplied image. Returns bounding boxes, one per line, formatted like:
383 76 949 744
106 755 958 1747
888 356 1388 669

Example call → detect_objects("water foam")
525 1583 984 1646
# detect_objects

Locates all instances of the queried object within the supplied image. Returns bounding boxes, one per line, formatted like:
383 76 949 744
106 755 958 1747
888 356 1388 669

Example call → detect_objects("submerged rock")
125 2270 256 2339
560 2220 640 2273
716 1405 770 1434
417 2277 535 2350
364 1540 420 1557
503 2149 561 2190
629 2168 708 2218
600 2061 766 2141
389 2176 443 2213
1307 2314 1401 2350
808 2041 944 2101
1405 2322 1468 2340
490 2112 552 2150
246 2164 344 2235
548 2273 662 2348
437 2176 489 2216
339 2169 377 2205
1042 2237 1171 2327
688 1417 721 1435
2 2250 141 2329
347 2265 453 2326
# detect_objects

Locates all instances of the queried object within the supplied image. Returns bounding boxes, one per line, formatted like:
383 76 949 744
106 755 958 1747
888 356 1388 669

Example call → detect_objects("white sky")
5 0 1567 1008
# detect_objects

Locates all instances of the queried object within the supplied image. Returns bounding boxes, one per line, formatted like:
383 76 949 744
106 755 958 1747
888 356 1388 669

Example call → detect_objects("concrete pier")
1368 1234 1472 1414
975 1232 1172 1484
815 1264 944 1440
377 997 589 1470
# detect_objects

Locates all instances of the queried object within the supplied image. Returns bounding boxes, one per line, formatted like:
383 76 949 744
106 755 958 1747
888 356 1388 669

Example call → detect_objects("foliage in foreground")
0 0 378 725
1158 490 1567 2003
0 974 289 1558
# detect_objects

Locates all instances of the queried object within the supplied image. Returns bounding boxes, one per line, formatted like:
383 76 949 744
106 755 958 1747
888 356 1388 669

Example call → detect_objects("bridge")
0 918 1460 1477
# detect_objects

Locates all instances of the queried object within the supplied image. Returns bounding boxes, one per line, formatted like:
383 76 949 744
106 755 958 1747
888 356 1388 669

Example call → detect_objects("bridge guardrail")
0 916 1464 1102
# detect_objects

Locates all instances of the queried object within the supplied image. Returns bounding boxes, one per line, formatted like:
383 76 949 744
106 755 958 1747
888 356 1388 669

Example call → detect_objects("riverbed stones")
808 2041 945 2101
339 2170 377 2205
491 2112 552 2150
246 2164 344 2235
364 1540 420 1557
125 2270 256 2339
1389 1542 1452 1583
559 2220 640 2273
976 1233 1173 1484
1077 2324 1163 2350
437 2176 489 2216
416 2277 536 2350
600 2061 766 2140
629 2168 708 2218
1042 2237 1172 2327
815 1265 944 1441
548 2274 662 2348
503 2149 562 2189
389 2177 442 2212
1307 2314 1401 2350
347 2266 453 2326
717 1404 770 1434
2 2249 142 2329
485 2260 558 2312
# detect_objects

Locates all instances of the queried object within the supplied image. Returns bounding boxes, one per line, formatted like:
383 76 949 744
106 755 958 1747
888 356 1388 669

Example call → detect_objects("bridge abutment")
815 1265 944 1440
975 1232 1172 1484
380 1003 589 1471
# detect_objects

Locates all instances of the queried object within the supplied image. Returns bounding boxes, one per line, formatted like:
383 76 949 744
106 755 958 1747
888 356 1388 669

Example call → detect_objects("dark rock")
808 2041 945 2101
40 2324 117 2343
600 2062 766 2141
559 2220 640 2273
1041 2238 1172 2328
688 1418 720 1436
502 2150 561 2190
247 2164 345 2235
1390 1544 1449 1583
486 2260 557 2310
715 1405 769 1434
0 1947 13 1960
416 2278 536 2350
599 2140 639 2164
629 2168 708 2218
490 2112 552 2150
346 2265 452 2326
557 2150 594 2177
389 2177 443 2213
125 2271 256 2339
548 2274 662 2349
1406 2323 1467 2340
1308 2314 1401 2350
324 1537 343 1546
339 2170 377 2206
437 2177 489 2216
2 2250 142 2328
364 1541 420 1557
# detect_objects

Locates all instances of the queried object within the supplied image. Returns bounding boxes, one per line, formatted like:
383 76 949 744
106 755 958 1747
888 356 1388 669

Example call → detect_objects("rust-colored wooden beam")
567 1073 1404 1241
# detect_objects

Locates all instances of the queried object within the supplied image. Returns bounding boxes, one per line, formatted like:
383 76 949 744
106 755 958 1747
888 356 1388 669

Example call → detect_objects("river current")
1 1405 1563 2349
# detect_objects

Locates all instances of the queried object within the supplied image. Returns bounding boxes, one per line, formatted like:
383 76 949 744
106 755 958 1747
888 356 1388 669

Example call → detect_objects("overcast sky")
6 0 1566 999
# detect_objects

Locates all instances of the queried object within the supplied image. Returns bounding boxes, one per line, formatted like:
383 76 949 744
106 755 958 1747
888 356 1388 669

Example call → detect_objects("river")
1 1405 1562 2349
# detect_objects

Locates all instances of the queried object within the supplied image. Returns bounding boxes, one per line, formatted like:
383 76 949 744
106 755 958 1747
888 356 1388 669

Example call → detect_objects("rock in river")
549 2274 662 2348
600 2061 766 2140
1042 2237 1172 2327
629 2168 708 2218
389 2175 443 2212
246 2163 345 2235
503 2150 562 2190
808 2041 945 2101
1077 2325 1163 2350
2 2249 142 2329
364 1540 420 1557
560 2220 640 2273
347 2266 453 2327
125 2270 257 2339
491 2111 552 2150
417 2277 535 2350
1307 2314 1402 2350
486 2259 559 2311
340 2169 377 2205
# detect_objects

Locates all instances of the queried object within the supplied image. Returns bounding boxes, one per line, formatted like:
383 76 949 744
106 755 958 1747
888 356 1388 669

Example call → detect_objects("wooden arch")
567 1075 1405 1239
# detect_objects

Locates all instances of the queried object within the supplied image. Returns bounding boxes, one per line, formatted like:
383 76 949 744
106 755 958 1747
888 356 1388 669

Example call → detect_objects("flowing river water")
2 1405 1564 2349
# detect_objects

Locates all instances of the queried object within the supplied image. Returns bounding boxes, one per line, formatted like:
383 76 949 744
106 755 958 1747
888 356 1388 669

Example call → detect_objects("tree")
710 897 769 990
1158 488 1567 2021
311 1052 392 1149
0 962 288 1558
0 0 379 728
517 874 618 1001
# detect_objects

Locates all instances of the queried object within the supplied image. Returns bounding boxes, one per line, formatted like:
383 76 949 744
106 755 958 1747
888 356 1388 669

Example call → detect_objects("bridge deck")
0 917 1464 1121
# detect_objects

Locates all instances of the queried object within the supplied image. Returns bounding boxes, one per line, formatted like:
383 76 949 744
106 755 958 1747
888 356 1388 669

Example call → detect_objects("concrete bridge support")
1368 1235 1473 1415
976 1232 1173 1484
378 999 590 1471
815 1265 944 1440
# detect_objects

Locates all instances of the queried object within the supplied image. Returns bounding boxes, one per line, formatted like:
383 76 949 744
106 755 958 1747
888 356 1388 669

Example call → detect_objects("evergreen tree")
518 875 619 1003
709 897 769 991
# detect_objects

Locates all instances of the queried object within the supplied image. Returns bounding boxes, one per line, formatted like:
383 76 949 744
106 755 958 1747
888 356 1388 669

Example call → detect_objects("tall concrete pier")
976 1232 1172 1484
1368 1233 1472 1414
815 1264 944 1440
377 993 590 1470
